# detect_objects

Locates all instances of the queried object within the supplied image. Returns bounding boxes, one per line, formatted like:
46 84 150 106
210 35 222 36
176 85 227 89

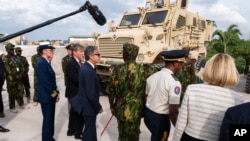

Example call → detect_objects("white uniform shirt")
145 68 181 114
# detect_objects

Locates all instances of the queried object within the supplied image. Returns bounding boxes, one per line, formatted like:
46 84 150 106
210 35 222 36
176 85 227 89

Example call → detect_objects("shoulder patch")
171 74 179 81
174 86 180 95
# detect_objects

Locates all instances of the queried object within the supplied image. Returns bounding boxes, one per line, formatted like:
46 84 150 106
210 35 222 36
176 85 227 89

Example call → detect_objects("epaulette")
171 74 179 81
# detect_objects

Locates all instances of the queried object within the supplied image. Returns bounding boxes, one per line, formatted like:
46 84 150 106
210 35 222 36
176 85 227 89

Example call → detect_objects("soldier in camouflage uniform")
177 56 196 103
15 47 31 104
61 44 72 86
31 47 41 106
2 43 28 113
106 43 156 141
195 55 206 83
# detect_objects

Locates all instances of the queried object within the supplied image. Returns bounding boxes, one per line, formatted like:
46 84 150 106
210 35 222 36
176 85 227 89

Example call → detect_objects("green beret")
123 43 139 58
15 47 22 51
5 43 15 50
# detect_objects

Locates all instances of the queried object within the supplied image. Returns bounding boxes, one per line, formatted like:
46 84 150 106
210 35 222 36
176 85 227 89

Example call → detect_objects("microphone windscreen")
88 5 106 26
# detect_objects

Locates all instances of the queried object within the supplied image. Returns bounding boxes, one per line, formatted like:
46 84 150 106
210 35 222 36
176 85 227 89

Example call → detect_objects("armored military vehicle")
96 0 213 88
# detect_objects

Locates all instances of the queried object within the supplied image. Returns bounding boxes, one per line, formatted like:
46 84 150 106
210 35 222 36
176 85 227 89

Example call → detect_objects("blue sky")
0 0 249 41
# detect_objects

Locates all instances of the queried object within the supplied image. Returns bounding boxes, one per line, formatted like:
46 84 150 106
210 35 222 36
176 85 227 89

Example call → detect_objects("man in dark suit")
0 54 10 132
36 45 59 141
65 43 84 139
0 54 6 117
70 45 103 141
219 102 250 141
0 125 9 132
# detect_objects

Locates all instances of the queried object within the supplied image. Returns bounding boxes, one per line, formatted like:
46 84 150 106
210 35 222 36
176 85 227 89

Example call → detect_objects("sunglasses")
94 53 101 57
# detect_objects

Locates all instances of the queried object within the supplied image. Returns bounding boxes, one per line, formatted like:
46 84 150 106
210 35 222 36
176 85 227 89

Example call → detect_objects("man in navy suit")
219 102 250 141
0 54 6 117
36 45 59 141
70 45 103 141
65 43 84 139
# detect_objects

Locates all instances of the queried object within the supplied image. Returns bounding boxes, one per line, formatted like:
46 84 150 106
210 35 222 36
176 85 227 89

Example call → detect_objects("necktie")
78 60 82 66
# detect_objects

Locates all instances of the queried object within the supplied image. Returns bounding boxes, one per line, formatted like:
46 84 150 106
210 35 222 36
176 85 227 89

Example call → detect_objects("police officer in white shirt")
143 49 188 141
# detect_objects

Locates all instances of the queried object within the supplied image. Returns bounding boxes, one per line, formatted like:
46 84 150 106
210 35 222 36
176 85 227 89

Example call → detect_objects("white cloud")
0 0 76 26
189 0 249 39
0 0 249 40
208 3 247 24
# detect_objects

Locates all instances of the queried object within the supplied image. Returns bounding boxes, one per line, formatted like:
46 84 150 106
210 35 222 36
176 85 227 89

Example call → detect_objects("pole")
0 1 91 43
100 115 114 136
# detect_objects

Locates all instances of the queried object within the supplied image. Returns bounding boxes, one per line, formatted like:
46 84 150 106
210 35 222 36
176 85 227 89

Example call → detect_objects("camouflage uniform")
31 50 41 103
61 55 70 85
177 61 196 103
195 57 206 83
106 43 156 141
15 47 31 99
2 43 25 109
61 44 72 86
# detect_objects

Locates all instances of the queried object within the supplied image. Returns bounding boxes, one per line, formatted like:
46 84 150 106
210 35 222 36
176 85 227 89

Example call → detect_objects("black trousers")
181 132 205 141
68 107 84 135
0 77 4 113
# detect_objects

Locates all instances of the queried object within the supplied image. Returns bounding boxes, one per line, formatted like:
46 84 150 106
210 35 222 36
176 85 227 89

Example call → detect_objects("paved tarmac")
1 46 250 141
0 46 152 141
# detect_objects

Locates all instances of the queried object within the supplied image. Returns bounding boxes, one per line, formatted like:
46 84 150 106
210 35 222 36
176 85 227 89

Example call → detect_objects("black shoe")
67 131 74 136
74 134 82 140
0 126 10 132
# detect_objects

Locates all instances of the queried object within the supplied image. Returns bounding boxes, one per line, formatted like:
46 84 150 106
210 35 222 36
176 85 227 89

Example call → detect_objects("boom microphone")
87 5 106 26
0 1 106 43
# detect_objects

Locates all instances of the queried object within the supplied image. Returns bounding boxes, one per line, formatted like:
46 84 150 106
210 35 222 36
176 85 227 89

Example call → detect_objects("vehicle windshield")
142 10 168 25
120 14 141 26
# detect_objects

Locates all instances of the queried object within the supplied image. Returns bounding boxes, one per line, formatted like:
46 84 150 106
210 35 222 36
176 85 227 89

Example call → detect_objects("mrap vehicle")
95 0 213 89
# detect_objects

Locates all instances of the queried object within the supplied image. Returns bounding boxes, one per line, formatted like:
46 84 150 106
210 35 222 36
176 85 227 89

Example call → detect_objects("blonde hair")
199 53 239 87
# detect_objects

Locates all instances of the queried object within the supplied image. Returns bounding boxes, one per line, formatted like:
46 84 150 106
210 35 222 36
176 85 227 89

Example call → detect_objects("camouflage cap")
5 43 15 50
65 43 73 50
15 47 22 51
123 43 139 58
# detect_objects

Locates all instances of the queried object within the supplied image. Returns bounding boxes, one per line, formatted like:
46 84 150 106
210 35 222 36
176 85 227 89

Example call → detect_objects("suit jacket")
65 57 80 99
36 57 57 103
70 62 102 116
219 102 250 141
0 55 5 86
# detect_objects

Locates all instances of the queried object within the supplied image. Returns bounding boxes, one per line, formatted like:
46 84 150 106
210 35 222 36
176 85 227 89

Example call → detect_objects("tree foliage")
212 24 242 53
209 24 250 74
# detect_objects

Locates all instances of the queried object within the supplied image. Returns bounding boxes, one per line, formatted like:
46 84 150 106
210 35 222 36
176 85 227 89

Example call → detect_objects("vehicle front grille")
98 37 133 58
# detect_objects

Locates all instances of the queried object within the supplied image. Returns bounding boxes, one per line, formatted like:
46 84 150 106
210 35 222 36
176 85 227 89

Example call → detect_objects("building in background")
68 35 95 46
0 33 28 45
0 34 4 38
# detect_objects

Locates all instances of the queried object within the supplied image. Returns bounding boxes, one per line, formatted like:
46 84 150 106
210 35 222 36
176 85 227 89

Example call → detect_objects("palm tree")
206 20 217 28
212 24 242 53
